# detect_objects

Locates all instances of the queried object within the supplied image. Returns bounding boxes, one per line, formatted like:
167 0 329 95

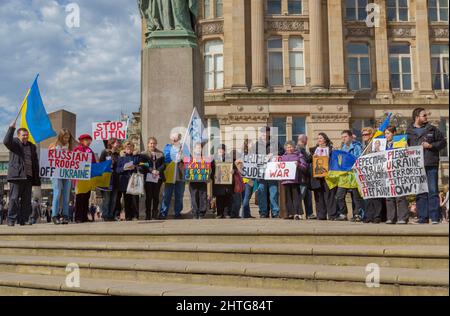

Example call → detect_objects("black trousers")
284 184 302 216
386 197 409 223
365 198 384 222
145 182 162 219
336 187 365 218
313 179 337 220
75 192 90 223
8 180 32 224
190 183 208 218
115 191 123 218
124 193 137 220
216 194 232 217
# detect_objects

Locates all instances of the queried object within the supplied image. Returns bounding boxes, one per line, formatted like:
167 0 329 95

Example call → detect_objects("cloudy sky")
0 0 141 151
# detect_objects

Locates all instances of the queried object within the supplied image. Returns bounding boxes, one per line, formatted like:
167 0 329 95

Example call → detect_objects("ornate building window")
267 37 284 87
204 40 224 91
267 0 282 15
439 118 449 158
387 0 409 22
429 0 449 22
431 44 449 91
204 0 211 19
272 117 287 146
215 0 223 18
389 44 413 91
292 117 306 142
289 37 305 86
345 0 368 21
347 43 371 91
288 0 302 14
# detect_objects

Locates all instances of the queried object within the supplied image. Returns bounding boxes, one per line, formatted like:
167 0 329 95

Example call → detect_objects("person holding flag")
331 130 365 222
3 75 55 226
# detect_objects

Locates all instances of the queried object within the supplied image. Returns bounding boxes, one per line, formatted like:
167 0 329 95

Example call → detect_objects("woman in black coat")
212 145 234 218
117 141 140 221
310 133 337 220
139 137 166 220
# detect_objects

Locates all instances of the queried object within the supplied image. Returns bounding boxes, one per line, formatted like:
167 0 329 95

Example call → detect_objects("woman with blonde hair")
49 129 77 225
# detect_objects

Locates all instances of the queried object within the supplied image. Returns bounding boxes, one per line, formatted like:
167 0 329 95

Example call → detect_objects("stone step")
0 241 447 270
0 220 448 246
0 255 447 296
0 272 322 296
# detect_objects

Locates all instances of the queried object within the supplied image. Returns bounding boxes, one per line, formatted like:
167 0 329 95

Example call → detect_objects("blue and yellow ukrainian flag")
393 134 408 148
20 75 56 144
325 150 358 189
372 112 392 139
76 160 113 194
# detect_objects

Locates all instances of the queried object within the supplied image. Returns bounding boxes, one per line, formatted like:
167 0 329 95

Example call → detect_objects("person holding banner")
213 144 234 219
335 130 365 222
161 133 188 220
139 137 165 221
117 141 140 221
73 134 96 223
406 108 447 224
384 126 409 225
99 138 121 222
188 142 210 219
3 122 41 226
281 141 308 220
48 129 76 225
310 133 337 221
253 127 284 219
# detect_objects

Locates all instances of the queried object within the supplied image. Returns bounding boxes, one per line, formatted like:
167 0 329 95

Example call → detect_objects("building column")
224 0 247 91
415 0 433 93
309 0 325 90
327 0 346 91
374 0 391 96
251 0 266 90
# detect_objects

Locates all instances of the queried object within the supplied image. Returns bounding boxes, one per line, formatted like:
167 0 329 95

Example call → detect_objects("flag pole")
13 74 39 124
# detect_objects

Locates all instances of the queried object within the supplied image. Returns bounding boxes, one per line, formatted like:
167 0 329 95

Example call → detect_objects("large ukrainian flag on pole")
19 75 56 144
325 150 358 190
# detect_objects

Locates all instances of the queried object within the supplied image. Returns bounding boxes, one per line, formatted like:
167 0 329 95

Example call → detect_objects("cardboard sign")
242 154 280 179
39 149 92 180
313 156 329 178
214 162 234 185
264 161 297 181
354 146 429 199
372 138 387 152
184 157 212 182
92 121 127 140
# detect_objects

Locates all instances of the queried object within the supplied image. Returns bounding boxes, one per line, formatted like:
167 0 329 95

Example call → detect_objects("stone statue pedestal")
141 45 203 154
146 30 198 49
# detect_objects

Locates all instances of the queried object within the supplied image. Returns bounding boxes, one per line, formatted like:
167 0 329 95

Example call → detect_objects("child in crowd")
385 126 409 225
281 141 308 220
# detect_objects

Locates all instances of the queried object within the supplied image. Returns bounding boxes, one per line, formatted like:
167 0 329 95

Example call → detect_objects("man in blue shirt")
335 130 365 222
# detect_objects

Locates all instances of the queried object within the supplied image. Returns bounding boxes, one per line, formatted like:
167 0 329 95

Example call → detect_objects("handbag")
126 173 145 196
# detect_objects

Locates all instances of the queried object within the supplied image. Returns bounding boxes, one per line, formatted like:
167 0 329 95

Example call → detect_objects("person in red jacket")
73 134 96 223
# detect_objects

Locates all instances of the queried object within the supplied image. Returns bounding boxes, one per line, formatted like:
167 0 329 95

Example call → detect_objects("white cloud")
0 0 141 152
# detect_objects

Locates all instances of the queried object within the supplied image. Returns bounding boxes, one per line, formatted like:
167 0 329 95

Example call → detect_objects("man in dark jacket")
296 134 315 219
406 108 447 224
3 122 41 226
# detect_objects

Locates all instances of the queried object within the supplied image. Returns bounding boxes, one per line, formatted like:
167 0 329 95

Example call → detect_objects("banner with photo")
39 149 92 180
354 146 428 199
214 162 234 185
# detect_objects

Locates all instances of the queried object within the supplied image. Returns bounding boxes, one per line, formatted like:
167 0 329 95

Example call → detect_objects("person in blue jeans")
160 133 188 219
48 129 76 225
252 127 284 218
406 107 447 224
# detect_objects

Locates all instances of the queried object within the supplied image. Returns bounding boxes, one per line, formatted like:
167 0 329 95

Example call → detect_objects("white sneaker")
294 215 303 220
432 221 440 225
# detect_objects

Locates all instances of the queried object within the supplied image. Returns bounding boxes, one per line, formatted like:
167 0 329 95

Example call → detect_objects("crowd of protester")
1 107 448 227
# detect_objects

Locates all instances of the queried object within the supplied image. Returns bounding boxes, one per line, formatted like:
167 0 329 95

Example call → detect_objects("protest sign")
264 161 297 181
372 138 387 152
313 156 329 178
214 162 233 185
39 149 92 180
354 146 428 199
184 157 212 182
242 154 280 179
92 121 128 140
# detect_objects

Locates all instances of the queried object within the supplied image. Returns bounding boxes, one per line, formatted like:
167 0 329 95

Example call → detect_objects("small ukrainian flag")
393 134 408 148
19 75 56 144
76 160 113 194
